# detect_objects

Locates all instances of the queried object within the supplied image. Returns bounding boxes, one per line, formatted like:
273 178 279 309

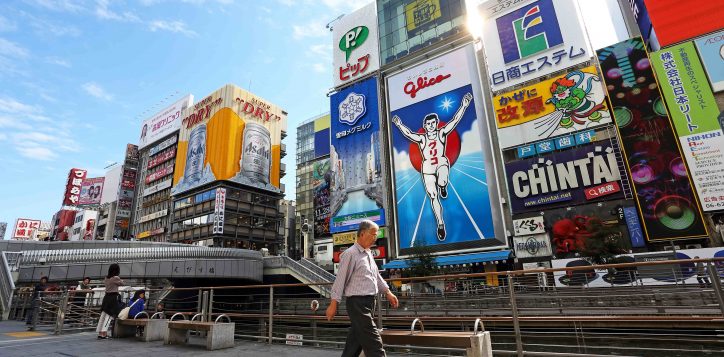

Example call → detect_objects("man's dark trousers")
341 295 386 357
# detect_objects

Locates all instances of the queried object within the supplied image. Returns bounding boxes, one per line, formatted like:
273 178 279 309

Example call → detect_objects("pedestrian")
72 277 92 326
695 256 711 288
26 276 48 331
96 263 124 339
326 220 399 357
127 290 146 336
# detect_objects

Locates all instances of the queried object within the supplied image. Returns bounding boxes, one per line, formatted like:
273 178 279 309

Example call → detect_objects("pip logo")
496 0 563 64
339 26 369 62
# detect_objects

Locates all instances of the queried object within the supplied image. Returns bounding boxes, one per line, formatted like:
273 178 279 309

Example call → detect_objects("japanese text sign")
63 168 87 206
479 0 591 92
332 3 380 88
13 218 41 239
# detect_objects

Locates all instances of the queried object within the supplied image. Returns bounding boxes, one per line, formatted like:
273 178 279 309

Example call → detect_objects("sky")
0 0 627 238
0 0 367 236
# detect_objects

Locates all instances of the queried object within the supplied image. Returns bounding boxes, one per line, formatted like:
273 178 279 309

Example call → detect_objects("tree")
405 242 437 278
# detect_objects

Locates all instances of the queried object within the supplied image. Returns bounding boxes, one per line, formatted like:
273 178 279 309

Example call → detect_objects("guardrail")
18 247 261 265
299 258 336 281
0 252 17 319
6 258 724 356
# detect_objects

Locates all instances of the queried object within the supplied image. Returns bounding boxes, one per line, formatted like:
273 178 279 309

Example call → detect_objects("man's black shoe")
439 185 448 198
437 225 446 241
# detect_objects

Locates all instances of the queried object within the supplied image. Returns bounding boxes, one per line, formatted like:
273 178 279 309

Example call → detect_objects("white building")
70 210 99 241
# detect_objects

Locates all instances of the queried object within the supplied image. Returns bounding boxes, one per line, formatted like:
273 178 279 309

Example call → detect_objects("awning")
383 250 512 270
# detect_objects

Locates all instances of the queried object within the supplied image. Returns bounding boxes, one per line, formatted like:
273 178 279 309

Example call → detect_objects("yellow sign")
333 227 386 246
405 0 441 33
493 65 605 128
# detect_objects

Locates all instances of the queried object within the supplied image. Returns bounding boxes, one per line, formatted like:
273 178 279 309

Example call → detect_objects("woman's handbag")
117 298 141 320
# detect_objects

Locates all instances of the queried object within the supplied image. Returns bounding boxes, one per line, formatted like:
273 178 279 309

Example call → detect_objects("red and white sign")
645 0 721 48
584 182 621 200
139 94 193 150
147 149 176 169
13 218 41 240
145 166 174 184
79 177 105 205
333 244 387 263
63 168 88 206
332 2 379 88
84 219 96 240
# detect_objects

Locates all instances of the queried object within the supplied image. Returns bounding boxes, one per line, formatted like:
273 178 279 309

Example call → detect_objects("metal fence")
6 258 724 356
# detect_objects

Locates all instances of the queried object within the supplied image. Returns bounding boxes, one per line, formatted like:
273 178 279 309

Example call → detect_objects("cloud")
82 82 113 101
141 0 233 6
0 116 33 130
0 132 6 141
0 96 38 115
312 63 326 73
45 57 71 67
0 15 17 32
394 147 413 172
0 38 29 58
15 145 58 161
459 119 483 155
293 21 328 39
149 20 198 37
28 16 82 36
95 0 141 22
24 0 86 13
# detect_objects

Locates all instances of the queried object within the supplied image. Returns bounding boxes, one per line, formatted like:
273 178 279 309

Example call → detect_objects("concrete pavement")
0 321 349 357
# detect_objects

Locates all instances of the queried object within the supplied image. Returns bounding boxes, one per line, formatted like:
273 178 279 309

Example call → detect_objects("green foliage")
405 242 437 278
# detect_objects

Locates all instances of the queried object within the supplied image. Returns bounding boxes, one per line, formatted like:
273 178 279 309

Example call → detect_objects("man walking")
326 220 399 357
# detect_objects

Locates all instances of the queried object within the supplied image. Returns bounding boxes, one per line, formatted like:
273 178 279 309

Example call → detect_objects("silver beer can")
241 122 271 184
184 123 207 184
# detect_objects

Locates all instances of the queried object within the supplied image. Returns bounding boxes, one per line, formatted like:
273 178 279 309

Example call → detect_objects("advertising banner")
143 179 172 197
333 227 386 246
644 0 721 48
597 37 707 240
506 143 625 213
146 166 173 184
479 0 591 92
652 42 724 212
0 222 6 240
513 216 545 236
139 94 193 150
552 247 724 288
493 65 612 148
63 168 87 206
332 2 379 88
313 158 331 238
13 218 41 239
513 233 552 259
172 84 287 195
696 31 724 93
149 136 177 156
125 144 139 163
627 0 654 47
148 148 176 169
387 45 503 254
314 115 331 158
78 177 105 205
329 76 386 233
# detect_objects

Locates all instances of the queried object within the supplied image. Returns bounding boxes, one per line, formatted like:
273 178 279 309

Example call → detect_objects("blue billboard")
386 45 501 254
329 76 385 233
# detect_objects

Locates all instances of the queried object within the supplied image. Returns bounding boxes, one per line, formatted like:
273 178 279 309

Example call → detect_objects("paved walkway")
0 321 348 357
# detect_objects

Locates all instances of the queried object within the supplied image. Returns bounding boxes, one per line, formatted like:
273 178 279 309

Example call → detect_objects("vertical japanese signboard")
597 37 707 240
329 76 386 233
138 94 193 150
213 188 226 234
332 2 379 88
479 0 591 92
63 168 88 206
652 42 724 212
313 158 331 238
386 44 505 255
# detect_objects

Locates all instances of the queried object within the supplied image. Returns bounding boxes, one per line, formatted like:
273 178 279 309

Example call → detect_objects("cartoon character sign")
392 93 473 240
387 45 504 255
494 65 612 149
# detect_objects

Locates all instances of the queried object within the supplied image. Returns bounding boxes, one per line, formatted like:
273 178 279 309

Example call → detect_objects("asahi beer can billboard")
139 94 193 150
386 44 507 256
172 84 287 195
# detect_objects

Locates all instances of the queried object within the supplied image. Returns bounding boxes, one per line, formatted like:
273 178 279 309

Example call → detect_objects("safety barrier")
6 258 724 356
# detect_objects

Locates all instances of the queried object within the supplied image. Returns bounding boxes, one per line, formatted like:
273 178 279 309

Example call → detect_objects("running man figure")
392 92 473 241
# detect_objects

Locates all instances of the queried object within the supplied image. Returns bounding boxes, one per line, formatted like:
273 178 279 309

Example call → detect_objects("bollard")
268 286 274 345
468 331 493 357
208 289 214 323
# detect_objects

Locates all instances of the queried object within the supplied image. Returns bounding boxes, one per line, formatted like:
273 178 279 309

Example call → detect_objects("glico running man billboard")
386 44 506 255
329 76 386 233
172 84 287 195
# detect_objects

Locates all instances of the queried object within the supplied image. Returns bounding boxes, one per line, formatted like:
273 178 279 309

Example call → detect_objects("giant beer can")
241 122 271 184
184 123 207 184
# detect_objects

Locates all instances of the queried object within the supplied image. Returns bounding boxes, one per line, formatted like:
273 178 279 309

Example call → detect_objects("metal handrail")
133 311 149 319
170 312 187 321
410 318 424 335
150 312 165 319
214 314 231 323
17 247 261 265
